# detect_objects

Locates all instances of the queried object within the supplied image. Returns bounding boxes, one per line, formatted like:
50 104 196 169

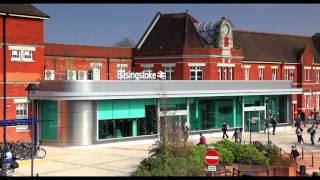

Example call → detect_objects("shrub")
238 144 269 165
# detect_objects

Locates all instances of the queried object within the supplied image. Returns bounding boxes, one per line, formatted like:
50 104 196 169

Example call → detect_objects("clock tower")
218 17 233 56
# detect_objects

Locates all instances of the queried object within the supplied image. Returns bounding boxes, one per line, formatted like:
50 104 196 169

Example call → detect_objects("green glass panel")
113 100 130 119
129 100 145 118
97 101 113 120
40 100 57 141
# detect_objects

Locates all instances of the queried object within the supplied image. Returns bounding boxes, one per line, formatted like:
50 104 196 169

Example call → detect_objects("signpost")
205 148 219 176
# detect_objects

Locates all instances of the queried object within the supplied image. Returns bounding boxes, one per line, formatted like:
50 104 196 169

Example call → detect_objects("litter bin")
300 165 306 175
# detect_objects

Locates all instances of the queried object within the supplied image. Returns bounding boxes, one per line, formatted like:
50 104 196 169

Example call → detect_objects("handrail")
284 142 314 167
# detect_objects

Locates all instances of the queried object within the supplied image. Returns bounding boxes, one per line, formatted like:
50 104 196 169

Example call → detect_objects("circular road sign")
205 149 219 165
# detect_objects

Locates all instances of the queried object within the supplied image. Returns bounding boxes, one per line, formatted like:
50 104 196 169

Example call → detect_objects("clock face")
222 24 229 35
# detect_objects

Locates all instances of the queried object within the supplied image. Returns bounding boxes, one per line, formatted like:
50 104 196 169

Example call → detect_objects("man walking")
271 117 277 135
313 108 318 128
308 124 316 145
222 122 229 139
300 110 306 127
264 118 270 134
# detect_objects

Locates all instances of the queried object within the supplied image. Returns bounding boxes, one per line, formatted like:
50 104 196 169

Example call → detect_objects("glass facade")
95 95 290 139
97 99 157 140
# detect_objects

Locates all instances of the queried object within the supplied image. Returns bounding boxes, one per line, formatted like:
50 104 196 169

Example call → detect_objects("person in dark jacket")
300 110 306 127
308 124 317 145
291 144 299 161
271 117 277 135
222 122 229 139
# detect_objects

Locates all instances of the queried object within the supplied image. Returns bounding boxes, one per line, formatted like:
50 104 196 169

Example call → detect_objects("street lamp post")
266 97 270 144
25 84 38 177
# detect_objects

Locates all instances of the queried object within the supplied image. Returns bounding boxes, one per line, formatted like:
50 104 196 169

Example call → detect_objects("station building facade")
0 4 319 145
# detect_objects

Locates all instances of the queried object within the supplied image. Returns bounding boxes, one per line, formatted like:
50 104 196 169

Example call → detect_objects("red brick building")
133 12 320 120
0 5 319 142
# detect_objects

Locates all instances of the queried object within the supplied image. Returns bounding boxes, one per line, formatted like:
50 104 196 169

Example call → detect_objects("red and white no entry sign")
205 149 219 165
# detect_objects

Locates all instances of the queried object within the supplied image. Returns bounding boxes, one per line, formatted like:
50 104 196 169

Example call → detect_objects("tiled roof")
0 4 49 18
137 12 209 50
44 43 132 59
233 30 320 63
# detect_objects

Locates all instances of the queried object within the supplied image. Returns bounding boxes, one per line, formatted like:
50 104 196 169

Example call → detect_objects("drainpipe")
2 13 7 152
107 57 110 80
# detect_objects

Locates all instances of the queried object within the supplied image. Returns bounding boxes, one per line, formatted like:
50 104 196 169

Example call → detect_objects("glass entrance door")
244 110 265 132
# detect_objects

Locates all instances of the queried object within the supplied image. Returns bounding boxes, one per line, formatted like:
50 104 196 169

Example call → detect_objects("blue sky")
34 4 320 47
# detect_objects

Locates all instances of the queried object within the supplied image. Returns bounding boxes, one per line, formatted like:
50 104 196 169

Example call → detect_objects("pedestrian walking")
239 128 243 143
296 126 304 144
183 121 190 145
222 122 229 139
271 117 277 135
300 110 306 127
264 118 270 134
294 114 301 128
290 144 300 161
308 124 317 145
232 128 240 142
313 108 319 128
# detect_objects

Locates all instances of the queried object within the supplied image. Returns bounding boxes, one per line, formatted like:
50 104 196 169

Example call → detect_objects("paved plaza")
13 125 320 176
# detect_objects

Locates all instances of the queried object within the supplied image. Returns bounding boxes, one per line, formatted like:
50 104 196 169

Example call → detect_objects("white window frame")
67 70 77 80
223 67 228 80
284 69 289 80
16 103 28 131
190 66 203 80
22 50 33 61
44 70 55 80
245 68 250 80
272 69 277 80
305 69 310 81
317 94 320 110
258 68 264 80
229 67 234 80
305 95 311 108
316 69 320 83
218 67 222 80
11 50 21 61
117 66 127 80
143 66 152 73
77 70 88 80
290 69 294 81
165 66 174 80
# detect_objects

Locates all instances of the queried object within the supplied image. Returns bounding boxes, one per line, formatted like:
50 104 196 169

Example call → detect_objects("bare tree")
113 37 135 47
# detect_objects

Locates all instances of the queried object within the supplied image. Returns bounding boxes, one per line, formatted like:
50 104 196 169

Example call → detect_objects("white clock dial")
222 25 229 35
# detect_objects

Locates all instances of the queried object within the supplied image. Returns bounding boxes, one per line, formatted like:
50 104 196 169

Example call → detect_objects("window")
16 103 28 130
272 69 277 80
317 94 320 110
223 67 228 80
229 67 234 80
290 69 294 81
245 68 250 80
316 70 320 83
284 69 289 80
11 50 21 60
218 67 222 80
165 66 174 80
305 95 311 108
44 70 55 80
305 69 310 80
258 68 264 80
117 66 127 80
190 66 203 80
143 67 152 73
23 51 33 61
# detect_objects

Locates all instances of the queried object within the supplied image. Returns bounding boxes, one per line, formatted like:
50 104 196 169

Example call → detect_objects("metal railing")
284 142 314 167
